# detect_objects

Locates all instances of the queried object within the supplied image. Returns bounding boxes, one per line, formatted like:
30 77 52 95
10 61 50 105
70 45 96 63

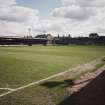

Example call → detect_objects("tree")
89 33 99 38
58 34 60 38
68 34 71 38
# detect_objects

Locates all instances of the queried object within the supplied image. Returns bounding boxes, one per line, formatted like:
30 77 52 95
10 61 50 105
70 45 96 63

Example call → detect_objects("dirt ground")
59 65 105 105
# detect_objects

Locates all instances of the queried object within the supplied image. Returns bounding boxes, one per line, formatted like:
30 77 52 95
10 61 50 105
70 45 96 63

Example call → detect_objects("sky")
0 0 105 37
17 0 61 16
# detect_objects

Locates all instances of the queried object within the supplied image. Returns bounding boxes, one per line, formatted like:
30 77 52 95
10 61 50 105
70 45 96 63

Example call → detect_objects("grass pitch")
0 45 105 105
0 45 105 88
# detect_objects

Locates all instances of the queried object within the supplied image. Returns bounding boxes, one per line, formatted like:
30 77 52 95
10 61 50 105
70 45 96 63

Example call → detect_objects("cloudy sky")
0 0 105 37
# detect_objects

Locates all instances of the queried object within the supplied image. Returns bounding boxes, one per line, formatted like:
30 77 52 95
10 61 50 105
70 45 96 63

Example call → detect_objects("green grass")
0 90 9 95
0 45 105 88
0 61 104 105
0 45 105 105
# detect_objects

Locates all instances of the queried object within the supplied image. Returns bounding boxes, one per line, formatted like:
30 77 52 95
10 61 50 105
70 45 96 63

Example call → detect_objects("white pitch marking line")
0 58 102 98
0 88 15 91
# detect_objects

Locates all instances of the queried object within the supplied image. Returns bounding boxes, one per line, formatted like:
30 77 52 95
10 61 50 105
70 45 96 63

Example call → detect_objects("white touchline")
0 58 102 98
0 88 14 91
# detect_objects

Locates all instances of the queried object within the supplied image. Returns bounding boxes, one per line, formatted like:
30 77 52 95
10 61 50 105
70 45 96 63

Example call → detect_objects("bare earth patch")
70 65 105 93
